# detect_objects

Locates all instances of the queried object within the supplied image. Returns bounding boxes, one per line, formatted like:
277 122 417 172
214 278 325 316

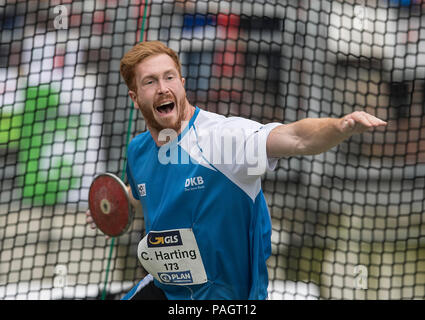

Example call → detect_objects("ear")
181 77 185 87
128 90 139 109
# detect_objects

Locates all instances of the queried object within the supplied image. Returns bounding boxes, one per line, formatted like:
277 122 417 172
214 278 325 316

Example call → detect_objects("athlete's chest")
130 151 219 230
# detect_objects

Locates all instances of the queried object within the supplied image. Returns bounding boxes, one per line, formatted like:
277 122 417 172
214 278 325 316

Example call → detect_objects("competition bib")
137 228 208 285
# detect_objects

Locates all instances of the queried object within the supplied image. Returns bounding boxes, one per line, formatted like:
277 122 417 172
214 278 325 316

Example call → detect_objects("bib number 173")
164 262 179 271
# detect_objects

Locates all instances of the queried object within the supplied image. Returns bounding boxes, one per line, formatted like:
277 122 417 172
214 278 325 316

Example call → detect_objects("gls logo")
184 176 204 190
147 230 182 248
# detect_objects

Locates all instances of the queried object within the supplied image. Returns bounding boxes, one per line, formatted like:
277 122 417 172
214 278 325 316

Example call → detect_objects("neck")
149 103 196 146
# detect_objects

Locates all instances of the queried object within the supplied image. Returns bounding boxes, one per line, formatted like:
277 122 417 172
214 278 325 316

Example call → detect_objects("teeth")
156 101 174 114
158 101 173 107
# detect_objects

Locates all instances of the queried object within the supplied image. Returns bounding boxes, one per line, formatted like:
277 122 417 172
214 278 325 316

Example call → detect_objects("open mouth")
156 102 175 114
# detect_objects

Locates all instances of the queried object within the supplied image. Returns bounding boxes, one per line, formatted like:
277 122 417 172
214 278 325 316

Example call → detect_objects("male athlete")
87 41 387 300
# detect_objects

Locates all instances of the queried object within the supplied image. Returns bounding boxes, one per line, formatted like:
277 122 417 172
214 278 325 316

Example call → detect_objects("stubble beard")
138 93 188 134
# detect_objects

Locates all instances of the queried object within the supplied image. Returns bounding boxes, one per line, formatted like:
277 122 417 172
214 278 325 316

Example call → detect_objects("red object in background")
216 13 240 40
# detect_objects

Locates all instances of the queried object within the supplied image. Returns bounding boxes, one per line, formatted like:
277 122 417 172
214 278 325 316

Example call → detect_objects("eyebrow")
140 68 178 82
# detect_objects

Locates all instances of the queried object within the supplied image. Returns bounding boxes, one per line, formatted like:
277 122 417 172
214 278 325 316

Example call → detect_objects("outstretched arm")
266 111 387 158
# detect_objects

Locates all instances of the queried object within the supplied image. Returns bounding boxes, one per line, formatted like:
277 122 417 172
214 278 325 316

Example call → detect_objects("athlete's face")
129 54 189 133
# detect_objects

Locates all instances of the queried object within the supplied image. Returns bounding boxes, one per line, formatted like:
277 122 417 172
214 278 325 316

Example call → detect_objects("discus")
88 173 133 237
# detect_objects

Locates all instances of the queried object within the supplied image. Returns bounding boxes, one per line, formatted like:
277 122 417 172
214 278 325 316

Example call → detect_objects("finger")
367 115 387 127
357 112 388 127
86 214 97 229
85 218 96 229
351 112 374 128
86 214 93 223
